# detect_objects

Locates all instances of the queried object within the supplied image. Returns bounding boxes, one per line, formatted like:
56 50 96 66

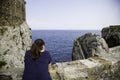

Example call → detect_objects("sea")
32 30 101 63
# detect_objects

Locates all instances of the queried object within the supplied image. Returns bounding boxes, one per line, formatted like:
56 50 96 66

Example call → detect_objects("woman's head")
34 39 45 51
30 39 45 60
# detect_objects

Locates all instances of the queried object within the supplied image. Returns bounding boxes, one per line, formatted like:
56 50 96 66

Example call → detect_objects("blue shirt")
22 50 52 80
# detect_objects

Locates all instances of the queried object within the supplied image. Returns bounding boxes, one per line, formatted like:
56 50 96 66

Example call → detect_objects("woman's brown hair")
30 39 45 60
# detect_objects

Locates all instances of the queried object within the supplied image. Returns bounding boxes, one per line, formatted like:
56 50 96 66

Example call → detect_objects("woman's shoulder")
43 51 51 62
25 50 31 55
44 50 49 53
26 50 31 53
43 50 51 56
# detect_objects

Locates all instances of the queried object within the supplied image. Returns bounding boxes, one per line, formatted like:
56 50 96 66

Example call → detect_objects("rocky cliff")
69 26 120 80
101 25 120 47
0 0 26 26
0 0 120 80
0 0 32 80
72 33 109 60
50 46 120 80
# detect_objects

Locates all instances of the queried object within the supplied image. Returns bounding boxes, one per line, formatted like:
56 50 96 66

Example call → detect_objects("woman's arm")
48 63 51 72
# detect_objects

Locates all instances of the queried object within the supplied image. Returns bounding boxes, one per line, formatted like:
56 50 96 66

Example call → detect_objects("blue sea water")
32 30 101 63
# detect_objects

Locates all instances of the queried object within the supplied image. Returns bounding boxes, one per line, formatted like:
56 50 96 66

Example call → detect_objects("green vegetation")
0 61 7 68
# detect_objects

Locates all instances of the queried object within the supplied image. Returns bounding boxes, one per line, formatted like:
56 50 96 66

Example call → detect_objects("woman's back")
22 50 52 80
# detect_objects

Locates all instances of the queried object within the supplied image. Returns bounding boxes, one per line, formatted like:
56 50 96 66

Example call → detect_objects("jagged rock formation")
72 33 109 60
68 27 120 80
50 46 120 80
0 0 31 80
102 25 120 47
0 0 26 26
0 22 31 68
1 0 120 80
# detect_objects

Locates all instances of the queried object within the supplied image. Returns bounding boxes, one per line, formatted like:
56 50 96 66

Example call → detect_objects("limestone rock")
0 22 31 79
2 46 119 80
0 0 26 26
101 25 120 47
0 0 32 80
1 0 120 80
50 46 120 80
0 75 12 80
72 33 109 60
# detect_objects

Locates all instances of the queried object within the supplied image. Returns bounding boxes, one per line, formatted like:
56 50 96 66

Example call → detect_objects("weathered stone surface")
72 33 109 60
49 46 120 80
0 75 12 80
1 0 120 80
0 68 24 80
0 0 26 26
0 22 31 80
102 25 120 47
0 0 31 80
3 46 120 80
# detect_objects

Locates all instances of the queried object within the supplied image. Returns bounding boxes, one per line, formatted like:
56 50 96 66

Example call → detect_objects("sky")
26 0 120 30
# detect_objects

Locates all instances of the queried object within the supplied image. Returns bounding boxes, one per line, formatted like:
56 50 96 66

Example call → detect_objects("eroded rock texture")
0 0 31 80
72 33 109 60
102 25 120 47
50 46 120 80
0 22 31 69
0 0 26 26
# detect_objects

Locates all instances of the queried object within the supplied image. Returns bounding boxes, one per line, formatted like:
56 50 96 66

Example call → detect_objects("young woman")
22 39 52 80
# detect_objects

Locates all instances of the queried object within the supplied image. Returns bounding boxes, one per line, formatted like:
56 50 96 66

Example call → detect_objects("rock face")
72 33 109 60
102 25 120 47
0 22 31 69
1 0 120 80
0 0 31 80
0 0 26 26
50 46 120 80
0 75 12 80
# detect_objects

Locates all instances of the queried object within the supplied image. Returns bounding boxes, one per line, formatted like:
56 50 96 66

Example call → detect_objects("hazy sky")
26 0 120 30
